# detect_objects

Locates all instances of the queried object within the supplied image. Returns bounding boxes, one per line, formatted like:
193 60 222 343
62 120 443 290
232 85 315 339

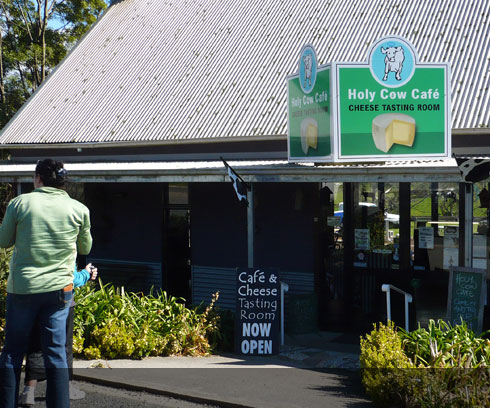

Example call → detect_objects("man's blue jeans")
0 289 72 408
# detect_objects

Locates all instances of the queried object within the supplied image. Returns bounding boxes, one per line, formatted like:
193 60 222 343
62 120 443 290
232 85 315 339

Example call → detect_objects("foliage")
398 320 490 407
0 183 14 345
73 280 220 359
0 0 108 128
360 321 419 407
0 248 12 346
361 320 490 407
367 211 385 249
194 303 235 352
1 260 221 357
399 319 490 368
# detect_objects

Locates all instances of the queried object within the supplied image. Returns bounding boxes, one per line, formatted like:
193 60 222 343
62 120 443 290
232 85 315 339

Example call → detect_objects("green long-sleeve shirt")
0 187 92 294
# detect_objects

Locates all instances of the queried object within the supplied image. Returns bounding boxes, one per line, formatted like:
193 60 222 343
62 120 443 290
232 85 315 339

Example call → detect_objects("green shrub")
73 280 220 359
193 300 235 352
360 321 421 407
0 248 12 347
399 319 490 368
361 320 490 407
398 319 490 407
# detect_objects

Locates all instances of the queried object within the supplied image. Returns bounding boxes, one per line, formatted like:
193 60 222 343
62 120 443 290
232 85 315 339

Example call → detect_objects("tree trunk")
41 0 48 83
16 62 30 98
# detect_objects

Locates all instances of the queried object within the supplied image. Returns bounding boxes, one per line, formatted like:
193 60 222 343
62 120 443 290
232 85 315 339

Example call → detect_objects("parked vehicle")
334 202 400 223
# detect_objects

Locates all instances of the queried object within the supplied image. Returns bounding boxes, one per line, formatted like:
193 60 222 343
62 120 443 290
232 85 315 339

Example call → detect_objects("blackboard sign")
235 268 280 355
447 267 486 333
287 294 318 334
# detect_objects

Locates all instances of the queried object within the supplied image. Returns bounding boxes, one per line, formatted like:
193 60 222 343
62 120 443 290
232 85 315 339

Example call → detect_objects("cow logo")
299 45 317 94
368 37 416 88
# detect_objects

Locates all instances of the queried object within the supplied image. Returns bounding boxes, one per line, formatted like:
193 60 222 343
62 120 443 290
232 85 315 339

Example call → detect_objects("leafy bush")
399 319 490 368
73 280 220 359
193 301 235 352
360 321 420 407
398 320 490 407
361 320 490 407
0 248 12 347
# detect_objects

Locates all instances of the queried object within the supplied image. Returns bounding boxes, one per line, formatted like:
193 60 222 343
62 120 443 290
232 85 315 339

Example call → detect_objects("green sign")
335 64 449 161
446 267 486 333
287 45 332 162
287 37 451 163
333 37 450 161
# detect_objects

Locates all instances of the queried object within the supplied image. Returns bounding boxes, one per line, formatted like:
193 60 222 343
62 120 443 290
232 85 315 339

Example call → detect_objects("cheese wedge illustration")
300 118 318 154
372 113 416 153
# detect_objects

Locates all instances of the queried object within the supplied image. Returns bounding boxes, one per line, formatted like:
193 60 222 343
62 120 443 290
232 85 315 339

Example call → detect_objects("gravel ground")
20 380 219 408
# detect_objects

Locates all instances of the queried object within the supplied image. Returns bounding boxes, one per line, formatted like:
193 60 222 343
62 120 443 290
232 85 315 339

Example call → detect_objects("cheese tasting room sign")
287 37 451 162
287 45 332 162
235 269 280 355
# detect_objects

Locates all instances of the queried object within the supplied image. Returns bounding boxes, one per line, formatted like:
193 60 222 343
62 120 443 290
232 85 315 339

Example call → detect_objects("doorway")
163 184 191 302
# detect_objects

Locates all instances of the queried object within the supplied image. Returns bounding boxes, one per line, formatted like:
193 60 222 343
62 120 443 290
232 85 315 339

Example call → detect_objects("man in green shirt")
0 159 92 408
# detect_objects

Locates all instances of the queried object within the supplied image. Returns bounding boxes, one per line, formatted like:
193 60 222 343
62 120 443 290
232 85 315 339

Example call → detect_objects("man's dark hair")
35 159 67 188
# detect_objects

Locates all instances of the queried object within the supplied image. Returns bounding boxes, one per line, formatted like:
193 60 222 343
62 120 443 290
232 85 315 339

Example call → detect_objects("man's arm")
77 209 93 255
0 202 16 248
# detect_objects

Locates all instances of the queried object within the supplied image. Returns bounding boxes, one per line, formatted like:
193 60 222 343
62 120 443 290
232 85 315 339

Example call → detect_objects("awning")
0 159 462 184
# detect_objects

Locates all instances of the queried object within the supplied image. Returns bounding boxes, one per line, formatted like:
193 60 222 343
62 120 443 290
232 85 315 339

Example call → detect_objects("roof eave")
452 128 490 135
0 134 287 150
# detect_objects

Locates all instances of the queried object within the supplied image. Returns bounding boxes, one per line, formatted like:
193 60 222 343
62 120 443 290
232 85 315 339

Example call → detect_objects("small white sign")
473 258 487 270
444 226 459 248
444 247 459 270
473 234 487 258
419 227 434 249
355 229 370 250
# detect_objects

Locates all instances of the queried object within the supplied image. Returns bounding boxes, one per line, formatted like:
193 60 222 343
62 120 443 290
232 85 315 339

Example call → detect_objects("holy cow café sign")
287 36 451 163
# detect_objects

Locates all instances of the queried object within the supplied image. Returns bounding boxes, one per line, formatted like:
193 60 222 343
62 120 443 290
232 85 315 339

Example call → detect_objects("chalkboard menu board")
235 268 280 355
447 267 486 333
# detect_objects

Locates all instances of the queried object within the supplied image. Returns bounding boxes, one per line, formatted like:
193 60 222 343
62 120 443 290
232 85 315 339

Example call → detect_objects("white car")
334 202 399 223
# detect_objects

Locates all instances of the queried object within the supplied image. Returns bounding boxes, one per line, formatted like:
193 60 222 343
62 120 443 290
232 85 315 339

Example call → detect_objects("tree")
0 0 108 128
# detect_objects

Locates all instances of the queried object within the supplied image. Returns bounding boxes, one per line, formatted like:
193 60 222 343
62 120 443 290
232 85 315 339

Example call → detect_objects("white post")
382 284 391 321
247 184 254 268
404 294 411 332
280 282 289 346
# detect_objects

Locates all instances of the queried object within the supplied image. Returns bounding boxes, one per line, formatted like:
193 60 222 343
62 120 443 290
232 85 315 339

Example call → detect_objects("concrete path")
72 332 373 408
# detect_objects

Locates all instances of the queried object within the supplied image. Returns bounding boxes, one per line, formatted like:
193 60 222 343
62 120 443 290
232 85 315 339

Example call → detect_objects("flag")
221 157 249 205
455 156 490 183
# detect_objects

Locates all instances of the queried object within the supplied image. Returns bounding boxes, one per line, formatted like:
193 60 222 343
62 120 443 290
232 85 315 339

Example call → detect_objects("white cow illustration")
381 46 404 81
303 54 312 88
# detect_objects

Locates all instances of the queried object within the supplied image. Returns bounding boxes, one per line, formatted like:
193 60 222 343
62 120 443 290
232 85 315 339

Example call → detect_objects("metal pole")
247 184 254 268
404 294 410 332
464 183 473 267
280 282 289 345
382 284 392 322
382 284 412 331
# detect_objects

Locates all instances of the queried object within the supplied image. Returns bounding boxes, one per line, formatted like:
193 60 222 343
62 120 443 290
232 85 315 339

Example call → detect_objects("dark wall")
85 183 163 263
254 183 317 272
190 183 248 267
190 182 318 273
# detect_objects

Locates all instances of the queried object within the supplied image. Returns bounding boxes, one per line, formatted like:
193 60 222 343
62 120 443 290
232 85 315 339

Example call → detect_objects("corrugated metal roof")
0 0 489 146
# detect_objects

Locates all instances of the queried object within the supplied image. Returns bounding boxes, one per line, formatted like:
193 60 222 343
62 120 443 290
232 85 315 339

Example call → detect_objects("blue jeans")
0 289 72 408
